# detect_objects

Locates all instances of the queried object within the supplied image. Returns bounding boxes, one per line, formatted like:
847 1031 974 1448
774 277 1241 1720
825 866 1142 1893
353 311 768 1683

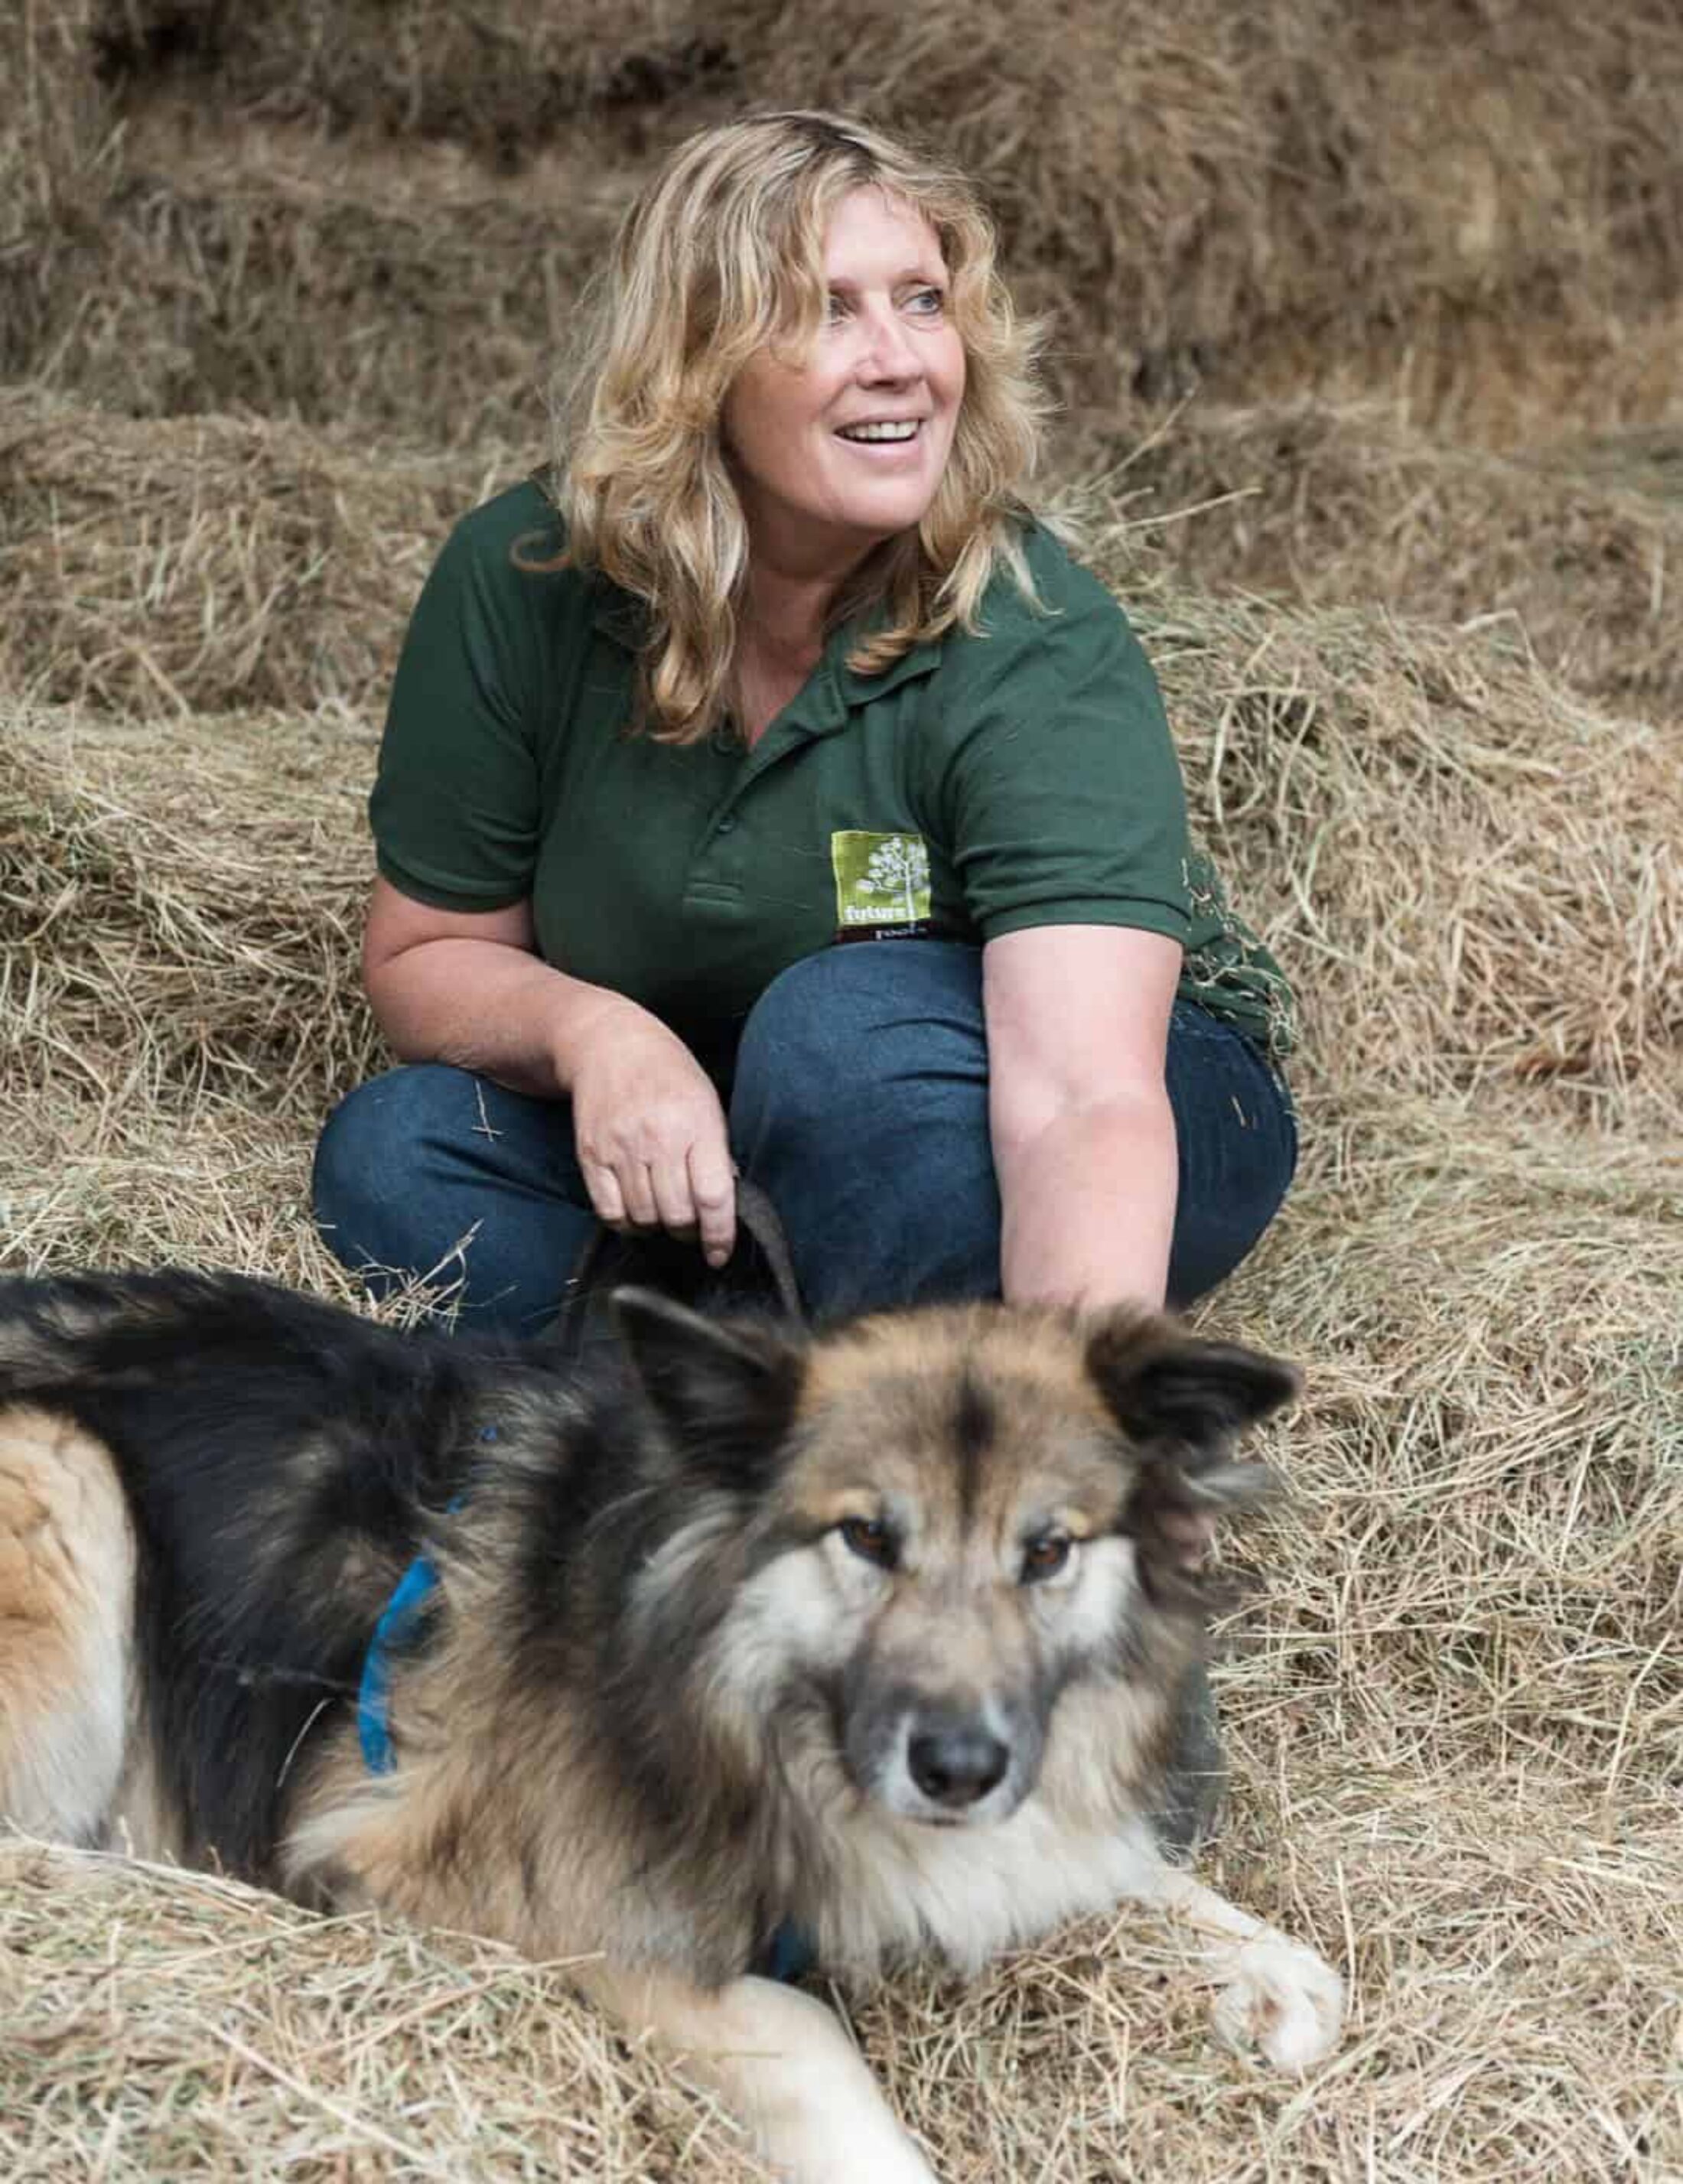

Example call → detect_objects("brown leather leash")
552 1176 804 1354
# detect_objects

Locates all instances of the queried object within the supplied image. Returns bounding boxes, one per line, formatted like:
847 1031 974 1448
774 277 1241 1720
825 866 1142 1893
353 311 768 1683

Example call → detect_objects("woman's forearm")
366 936 653 1100
994 1093 1178 1312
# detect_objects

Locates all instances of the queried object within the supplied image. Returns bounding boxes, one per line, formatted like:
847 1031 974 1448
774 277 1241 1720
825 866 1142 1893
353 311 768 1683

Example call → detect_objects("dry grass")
8 1 1681 435
4 2 1682 2173
0 389 490 715
1079 400 1683 718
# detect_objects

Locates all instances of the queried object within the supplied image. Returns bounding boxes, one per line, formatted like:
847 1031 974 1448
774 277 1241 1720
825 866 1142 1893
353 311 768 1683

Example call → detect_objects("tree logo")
831 832 932 927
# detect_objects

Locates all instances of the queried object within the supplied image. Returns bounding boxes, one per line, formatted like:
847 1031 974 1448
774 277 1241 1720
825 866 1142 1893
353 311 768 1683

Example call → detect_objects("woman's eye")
838 1515 896 1568
824 291 851 323
1021 1534 1072 1583
906 286 945 315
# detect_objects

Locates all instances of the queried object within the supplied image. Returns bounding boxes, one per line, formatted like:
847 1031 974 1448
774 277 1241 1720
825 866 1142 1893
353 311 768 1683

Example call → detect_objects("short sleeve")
369 492 559 912
932 552 1193 945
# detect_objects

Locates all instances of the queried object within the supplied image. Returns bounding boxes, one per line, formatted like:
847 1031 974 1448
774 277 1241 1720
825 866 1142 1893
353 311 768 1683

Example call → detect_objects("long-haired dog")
0 1270 1344 2182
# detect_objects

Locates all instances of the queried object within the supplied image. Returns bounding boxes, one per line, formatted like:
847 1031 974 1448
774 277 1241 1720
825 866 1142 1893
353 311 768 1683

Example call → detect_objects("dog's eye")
1021 1533 1073 1583
838 1515 897 1569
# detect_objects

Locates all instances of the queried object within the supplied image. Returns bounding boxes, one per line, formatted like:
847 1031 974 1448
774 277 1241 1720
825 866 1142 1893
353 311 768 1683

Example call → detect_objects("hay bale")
1121 576 1683 1131
14 103 637 444
90 0 724 154
1086 399 1683 717
0 701 378 1141
41 0 1682 432
0 390 488 716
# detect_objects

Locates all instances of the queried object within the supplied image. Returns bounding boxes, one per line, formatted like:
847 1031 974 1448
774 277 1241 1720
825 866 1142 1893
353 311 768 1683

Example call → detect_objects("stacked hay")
88 0 728 148
1083 401 1683 718
17 102 639 444
0 388 493 715
1123 577 1683 1130
4 1 1682 2175
8 0 1679 435
4 567 1679 2175
0 702 379 1274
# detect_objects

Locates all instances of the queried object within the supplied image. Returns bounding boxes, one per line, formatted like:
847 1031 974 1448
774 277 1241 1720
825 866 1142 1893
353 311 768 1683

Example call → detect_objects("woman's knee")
312 1065 597 1326
733 941 986 1141
1163 1010 1298 1307
312 1065 465 1222
731 946 998 1313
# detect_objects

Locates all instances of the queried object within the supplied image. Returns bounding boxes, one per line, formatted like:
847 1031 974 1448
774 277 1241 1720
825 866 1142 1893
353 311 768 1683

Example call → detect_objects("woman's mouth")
835 420 923 445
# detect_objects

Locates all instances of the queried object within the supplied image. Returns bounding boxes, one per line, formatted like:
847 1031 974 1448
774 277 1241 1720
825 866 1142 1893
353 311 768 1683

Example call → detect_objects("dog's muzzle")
866 1696 1037 1825
906 1716 1011 1810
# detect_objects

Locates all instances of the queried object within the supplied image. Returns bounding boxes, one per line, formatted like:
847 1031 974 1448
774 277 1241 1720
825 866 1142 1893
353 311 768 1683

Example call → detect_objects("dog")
0 1268 1344 2182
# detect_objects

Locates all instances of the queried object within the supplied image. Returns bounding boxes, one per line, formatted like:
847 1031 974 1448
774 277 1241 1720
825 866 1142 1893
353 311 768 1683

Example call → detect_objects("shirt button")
717 815 737 834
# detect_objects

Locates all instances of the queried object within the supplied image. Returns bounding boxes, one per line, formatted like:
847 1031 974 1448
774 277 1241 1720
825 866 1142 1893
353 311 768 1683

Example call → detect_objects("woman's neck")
737 561 841 672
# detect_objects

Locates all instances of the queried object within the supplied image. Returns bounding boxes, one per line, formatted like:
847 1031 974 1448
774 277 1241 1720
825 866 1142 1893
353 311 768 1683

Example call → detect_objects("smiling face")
720 186 968 574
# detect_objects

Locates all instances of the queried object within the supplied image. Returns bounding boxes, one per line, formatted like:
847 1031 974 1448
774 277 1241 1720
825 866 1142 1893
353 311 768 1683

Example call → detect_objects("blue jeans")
312 941 1296 1333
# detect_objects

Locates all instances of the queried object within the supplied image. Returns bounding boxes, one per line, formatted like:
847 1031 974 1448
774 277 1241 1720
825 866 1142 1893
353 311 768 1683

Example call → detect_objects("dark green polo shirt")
370 480 1293 1069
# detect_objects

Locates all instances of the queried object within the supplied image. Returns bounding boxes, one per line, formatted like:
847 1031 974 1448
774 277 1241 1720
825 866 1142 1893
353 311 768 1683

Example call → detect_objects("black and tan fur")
0 1271 1344 2182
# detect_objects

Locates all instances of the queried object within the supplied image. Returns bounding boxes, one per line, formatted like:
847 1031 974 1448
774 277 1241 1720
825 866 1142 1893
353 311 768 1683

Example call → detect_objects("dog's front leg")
1119 1837 1346 2070
575 1961 938 2183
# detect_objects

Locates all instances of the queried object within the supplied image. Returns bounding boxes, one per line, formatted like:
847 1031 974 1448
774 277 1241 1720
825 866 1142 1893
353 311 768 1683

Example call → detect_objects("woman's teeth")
838 422 920 442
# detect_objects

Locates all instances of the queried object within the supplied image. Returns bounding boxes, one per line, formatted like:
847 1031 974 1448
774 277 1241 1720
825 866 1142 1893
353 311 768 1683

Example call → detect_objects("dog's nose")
907 1723 1010 1808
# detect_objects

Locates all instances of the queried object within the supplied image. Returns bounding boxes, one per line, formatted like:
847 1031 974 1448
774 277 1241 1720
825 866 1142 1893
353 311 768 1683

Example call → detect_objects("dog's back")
0 1271 573 1875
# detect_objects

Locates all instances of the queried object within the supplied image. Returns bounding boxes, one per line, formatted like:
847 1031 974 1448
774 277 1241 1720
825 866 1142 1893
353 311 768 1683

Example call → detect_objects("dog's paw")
1211 1935 1345 2071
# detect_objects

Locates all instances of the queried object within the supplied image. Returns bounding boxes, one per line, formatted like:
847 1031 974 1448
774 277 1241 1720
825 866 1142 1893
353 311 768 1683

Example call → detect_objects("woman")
312 109 1296 1346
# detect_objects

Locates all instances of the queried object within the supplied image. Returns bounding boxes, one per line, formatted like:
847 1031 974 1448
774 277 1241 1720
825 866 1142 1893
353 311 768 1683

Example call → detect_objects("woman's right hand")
361 880 737 1267
564 998 738 1267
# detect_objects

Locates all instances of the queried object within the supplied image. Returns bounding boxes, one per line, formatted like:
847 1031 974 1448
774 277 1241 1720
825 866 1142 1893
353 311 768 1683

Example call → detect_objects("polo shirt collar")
588 578 944 730
835 629 944 708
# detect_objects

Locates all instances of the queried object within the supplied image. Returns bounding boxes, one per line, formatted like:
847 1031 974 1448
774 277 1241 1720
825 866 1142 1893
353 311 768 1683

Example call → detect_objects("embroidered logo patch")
831 831 932 929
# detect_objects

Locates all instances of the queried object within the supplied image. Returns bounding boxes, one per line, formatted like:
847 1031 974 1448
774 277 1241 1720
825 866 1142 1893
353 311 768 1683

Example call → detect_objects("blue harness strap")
356 1443 486 1777
356 1544 445 1776
760 1922 816 1984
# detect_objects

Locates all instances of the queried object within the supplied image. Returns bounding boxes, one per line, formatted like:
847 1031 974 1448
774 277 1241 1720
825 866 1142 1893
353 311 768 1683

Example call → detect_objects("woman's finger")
581 1157 635 1231
649 1158 698 1239
688 1141 737 1268
618 1160 660 1230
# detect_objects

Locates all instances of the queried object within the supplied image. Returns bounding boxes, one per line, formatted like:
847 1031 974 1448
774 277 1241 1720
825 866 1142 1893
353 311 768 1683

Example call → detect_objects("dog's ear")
1085 1312 1299 1593
1084 1311 1300 1451
611 1287 805 1486
1121 1450 1277 1594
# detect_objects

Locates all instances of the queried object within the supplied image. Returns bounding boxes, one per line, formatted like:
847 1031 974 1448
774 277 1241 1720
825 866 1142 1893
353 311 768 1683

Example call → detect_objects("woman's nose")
855 304 921 382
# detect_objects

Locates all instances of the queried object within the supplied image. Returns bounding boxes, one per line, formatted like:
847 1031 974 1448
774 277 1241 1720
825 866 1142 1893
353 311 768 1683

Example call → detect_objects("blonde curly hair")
549 109 1051 744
